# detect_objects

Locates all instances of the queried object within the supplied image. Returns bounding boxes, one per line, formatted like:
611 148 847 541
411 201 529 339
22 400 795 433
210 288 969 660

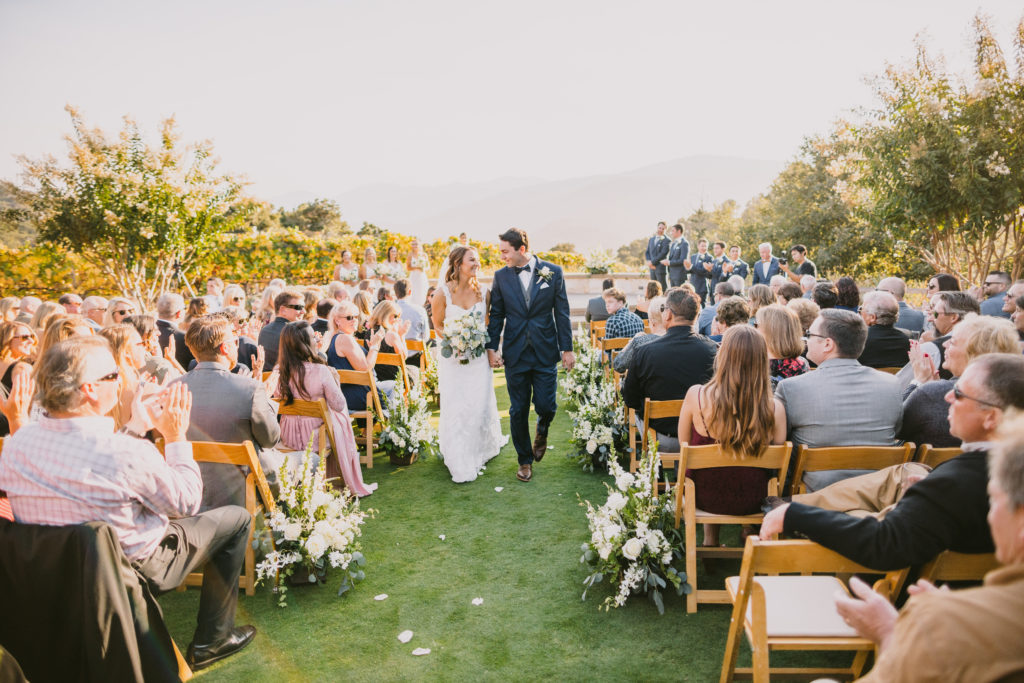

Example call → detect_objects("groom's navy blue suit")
487 258 573 466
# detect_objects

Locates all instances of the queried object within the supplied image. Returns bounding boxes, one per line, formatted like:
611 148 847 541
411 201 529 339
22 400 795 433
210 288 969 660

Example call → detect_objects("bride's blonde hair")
445 246 480 295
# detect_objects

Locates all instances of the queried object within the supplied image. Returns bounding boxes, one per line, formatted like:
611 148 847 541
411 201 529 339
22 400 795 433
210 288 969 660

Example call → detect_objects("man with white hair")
80 296 109 331
857 290 910 368
877 276 925 334
155 292 191 368
751 242 780 286
14 296 40 325
800 274 817 299
769 274 788 296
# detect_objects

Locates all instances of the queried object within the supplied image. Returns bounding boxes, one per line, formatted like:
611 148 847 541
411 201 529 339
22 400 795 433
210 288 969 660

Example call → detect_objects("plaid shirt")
604 307 645 339
0 414 201 561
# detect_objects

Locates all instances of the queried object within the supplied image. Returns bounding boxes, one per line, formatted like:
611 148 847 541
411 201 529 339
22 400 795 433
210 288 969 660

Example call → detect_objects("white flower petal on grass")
547 445 554 449
398 630 413 643
471 597 484 606
412 648 431 656
494 487 504 493
374 594 389 601
438 534 446 541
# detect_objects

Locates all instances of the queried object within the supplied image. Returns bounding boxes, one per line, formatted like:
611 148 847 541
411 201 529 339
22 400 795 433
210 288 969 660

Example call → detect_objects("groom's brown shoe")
533 432 547 462
516 464 532 482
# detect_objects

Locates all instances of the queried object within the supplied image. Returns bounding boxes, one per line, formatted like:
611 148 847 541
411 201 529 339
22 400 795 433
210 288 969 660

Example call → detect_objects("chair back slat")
681 442 792 473
600 337 630 352
644 397 684 421
920 550 1000 583
791 443 914 492
190 440 276 514
915 444 963 469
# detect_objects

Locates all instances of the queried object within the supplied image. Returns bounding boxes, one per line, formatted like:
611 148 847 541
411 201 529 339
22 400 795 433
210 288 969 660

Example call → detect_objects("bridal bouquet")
256 440 372 607
578 442 688 614
382 261 406 280
439 310 489 365
379 388 438 465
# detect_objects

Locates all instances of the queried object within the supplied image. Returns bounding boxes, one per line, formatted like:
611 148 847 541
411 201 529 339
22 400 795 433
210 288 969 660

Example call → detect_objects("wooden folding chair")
635 397 684 473
643 319 652 333
375 351 411 397
277 397 335 467
337 368 385 468
600 336 630 376
589 320 607 346
919 550 1000 585
789 443 915 495
875 366 903 375
721 537 908 683
675 442 794 613
914 444 962 469
178 441 277 597
405 338 430 374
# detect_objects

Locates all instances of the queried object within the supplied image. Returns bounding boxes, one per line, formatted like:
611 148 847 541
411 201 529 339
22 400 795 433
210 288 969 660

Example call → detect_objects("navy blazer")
751 257 781 286
689 252 714 294
666 238 690 284
486 260 573 368
645 235 670 266
728 258 749 282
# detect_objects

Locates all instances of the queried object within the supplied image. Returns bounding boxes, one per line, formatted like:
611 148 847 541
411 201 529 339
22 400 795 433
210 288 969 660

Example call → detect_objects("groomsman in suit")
751 242 781 286
723 245 749 282
709 241 731 290
644 222 671 290
661 223 689 287
688 238 714 304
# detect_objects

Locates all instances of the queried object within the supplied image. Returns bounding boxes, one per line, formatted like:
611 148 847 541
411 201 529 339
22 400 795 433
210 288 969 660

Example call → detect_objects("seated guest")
351 291 375 342
257 288 306 371
633 280 662 321
877 276 925 334
775 309 903 490
0 337 256 670
15 297 39 326
215 306 260 373
1001 279 1024 318
176 316 282 511
622 288 716 450
980 270 1012 318
367 300 417 385
761 353 1024 570
697 282 735 336
769 274 788 296
276 321 377 497
677 325 786 545
603 287 645 339
612 296 666 374
182 297 209 330
81 295 108 331
1014 294 1024 342
916 291 981 379
756 304 809 387
29 301 63 336
811 281 839 310
834 276 861 312
858 290 910 368
58 292 83 315
799 274 816 299
154 292 192 369
312 299 333 336
394 278 428 369
836 419 1024 682
775 281 802 305
901 313 1019 448
98 324 150 428
0 322 35 436
786 297 819 335
326 301 395 409
36 315 93 365
708 295 749 343
222 283 248 312
746 284 775 322
124 314 182 383
102 296 136 328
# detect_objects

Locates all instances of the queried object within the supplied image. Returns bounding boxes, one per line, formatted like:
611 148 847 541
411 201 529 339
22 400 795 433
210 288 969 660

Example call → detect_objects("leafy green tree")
549 242 576 253
16 106 247 304
848 14 1024 283
357 221 386 238
280 198 350 237
0 181 38 248
616 237 647 269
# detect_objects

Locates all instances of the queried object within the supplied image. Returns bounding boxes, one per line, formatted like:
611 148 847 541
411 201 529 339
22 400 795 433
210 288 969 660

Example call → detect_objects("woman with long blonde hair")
99 323 150 428
102 297 137 327
677 325 786 546
29 301 64 335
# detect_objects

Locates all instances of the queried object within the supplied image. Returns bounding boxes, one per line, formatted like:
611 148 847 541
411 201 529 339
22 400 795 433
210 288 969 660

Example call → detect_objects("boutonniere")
538 266 553 283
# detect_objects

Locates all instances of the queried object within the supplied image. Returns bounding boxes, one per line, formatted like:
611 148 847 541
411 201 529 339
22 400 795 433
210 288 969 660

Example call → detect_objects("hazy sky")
1 0 1021 202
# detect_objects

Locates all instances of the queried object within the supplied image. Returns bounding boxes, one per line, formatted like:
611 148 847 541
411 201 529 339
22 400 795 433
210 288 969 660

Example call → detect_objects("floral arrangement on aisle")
420 359 439 406
560 328 627 471
578 442 688 614
256 443 372 607
439 310 489 365
379 388 438 465
584 249 615 274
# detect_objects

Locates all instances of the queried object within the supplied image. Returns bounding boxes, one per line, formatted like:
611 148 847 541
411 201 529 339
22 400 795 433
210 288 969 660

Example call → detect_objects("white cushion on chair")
725 575 858 637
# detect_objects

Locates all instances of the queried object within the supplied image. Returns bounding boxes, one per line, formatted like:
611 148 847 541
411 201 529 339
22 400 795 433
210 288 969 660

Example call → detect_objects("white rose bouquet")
379 388 438 464
584 248 615 274
439 310 489 365
255 438 373 607
578 441 688 614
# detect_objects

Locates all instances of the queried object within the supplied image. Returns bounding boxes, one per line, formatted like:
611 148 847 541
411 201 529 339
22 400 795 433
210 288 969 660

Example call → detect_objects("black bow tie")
514 265 531 275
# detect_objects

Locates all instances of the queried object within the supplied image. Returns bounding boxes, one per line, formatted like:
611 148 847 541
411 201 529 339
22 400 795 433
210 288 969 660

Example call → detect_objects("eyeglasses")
951 383 1001 408
283 304 305 311
806 332 828 340
984 281 1002 286
337 315 357 321
931 310 951 318
113 309 133 316
12 334 35 341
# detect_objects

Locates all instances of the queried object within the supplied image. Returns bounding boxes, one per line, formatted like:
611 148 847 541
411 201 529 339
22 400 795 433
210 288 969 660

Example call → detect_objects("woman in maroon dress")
677 325 786 546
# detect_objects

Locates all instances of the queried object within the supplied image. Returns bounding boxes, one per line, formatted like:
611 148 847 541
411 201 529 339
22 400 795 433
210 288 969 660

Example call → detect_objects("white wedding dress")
438 282 507 482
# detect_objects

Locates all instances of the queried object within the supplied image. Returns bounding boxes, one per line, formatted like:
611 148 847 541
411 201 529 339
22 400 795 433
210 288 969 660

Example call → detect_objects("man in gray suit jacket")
775 308 903 491
177 316 281 511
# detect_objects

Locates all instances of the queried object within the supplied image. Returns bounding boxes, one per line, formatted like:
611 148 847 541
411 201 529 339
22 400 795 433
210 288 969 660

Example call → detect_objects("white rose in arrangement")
615 471 635 492
662 552 674 565
310 490 332 510
605 491 628 512
586 439 598 454
305 532 328 560
622 537 644 561
283 522 302 541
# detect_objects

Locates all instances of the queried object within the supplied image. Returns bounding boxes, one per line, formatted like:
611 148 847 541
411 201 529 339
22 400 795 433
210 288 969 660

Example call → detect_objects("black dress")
0 362 22 437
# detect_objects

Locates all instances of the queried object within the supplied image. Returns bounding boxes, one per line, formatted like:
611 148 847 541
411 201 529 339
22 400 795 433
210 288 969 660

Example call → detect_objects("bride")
429 246 507 482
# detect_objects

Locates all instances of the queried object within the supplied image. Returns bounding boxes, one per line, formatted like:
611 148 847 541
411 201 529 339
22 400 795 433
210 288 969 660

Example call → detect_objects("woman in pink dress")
275 321 377 497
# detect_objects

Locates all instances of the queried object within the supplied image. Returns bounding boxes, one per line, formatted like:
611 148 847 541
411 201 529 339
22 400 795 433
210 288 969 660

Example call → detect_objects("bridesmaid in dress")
332 249 361 294
677 325 786 546
406 238 431 307
275 321 377 497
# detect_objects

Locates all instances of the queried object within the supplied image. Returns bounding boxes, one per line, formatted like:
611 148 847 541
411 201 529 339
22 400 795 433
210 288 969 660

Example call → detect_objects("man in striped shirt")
0 336 256 670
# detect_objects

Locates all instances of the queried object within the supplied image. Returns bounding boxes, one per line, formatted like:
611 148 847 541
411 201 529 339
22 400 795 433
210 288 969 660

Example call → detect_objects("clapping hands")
251 345 266 379
0 372 34 434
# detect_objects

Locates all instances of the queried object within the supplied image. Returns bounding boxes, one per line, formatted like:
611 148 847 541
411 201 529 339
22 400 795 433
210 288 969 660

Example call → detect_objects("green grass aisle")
160 370 734 681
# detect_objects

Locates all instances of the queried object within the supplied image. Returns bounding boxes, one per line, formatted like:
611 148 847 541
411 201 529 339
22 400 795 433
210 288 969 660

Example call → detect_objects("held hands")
487 349 504 368
834 576 899 648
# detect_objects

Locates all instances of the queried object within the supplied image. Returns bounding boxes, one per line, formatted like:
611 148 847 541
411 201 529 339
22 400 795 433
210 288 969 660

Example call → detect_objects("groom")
487 228 574 483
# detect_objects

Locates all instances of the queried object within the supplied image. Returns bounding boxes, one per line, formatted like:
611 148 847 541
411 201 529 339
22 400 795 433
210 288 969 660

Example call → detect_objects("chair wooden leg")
685 514 698 613
719 590 745 683
173 640 193 681
365 415 373 468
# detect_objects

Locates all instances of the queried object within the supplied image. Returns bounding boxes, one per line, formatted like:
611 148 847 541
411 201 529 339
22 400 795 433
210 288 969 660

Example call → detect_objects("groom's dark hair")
498 228 529 252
